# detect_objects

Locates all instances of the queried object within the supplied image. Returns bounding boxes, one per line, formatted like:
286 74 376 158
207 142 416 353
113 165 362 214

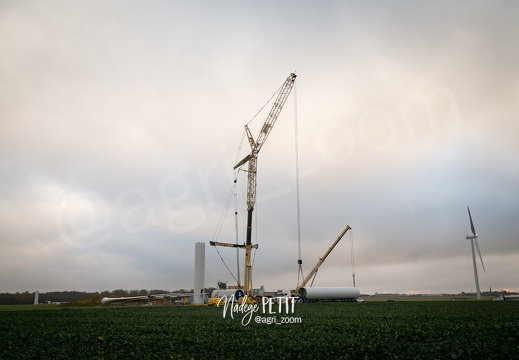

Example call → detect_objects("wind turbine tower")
465 206 486 300
193 242 206 304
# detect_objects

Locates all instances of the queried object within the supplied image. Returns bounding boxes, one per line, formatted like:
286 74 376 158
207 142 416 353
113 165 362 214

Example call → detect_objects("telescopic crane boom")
212 73 297 298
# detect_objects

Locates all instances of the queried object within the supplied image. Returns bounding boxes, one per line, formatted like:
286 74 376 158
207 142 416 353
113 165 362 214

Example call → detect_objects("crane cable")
250 206 258 287
231 130 248 286
210 124 250 286
293 77 305 289
246 81 285 127
211 176 235 243
350 229 356 287
236 79 285 288
233 174 241 286
210 175 241 286
231 75 296 290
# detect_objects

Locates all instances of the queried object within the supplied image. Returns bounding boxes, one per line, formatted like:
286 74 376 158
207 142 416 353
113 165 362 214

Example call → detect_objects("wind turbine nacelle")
466 234 478 240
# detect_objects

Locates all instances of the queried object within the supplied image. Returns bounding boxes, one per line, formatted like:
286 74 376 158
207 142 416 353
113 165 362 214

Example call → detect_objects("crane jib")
230 73 297 298
233 154 253 170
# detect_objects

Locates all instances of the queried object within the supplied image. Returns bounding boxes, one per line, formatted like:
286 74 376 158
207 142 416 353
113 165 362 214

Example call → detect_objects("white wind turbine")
465 206 486 299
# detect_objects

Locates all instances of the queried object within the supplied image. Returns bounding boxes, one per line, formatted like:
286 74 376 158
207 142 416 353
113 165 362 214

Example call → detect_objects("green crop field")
0 301 518 359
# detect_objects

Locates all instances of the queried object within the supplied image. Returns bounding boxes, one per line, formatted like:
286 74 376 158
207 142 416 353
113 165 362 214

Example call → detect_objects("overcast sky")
1 1 518 295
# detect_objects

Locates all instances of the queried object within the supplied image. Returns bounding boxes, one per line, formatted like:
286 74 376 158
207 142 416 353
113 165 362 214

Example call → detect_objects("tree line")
0 289 195 305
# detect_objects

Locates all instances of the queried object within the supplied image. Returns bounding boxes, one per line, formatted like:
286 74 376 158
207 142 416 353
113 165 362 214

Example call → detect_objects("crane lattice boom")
234 73 297 211
296 225 352 292
216 73 297 298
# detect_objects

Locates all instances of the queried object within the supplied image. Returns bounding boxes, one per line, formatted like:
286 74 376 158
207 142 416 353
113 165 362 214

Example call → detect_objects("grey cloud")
0 1 517 294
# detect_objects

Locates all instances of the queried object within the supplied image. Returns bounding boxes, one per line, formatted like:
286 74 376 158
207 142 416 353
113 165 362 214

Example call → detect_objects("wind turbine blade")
475 238 485 272
467 206 476 237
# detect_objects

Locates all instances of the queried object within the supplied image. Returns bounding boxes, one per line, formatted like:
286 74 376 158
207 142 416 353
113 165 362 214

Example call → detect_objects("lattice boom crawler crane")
210 73 297 298
294 225 352 296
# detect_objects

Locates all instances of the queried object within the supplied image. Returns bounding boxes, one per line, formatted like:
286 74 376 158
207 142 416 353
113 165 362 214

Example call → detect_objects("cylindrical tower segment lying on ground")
298 287 360 300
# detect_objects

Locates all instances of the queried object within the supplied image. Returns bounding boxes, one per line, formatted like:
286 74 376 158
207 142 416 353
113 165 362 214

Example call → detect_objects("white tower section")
34 291 39 305
193 242 206 304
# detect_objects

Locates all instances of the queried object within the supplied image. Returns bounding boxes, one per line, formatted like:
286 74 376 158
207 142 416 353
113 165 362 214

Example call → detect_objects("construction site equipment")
298 286 360 301
294 225 352 295
211 73 297 298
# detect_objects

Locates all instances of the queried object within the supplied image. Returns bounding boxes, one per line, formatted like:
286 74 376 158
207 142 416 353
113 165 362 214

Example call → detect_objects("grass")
0 301 517 359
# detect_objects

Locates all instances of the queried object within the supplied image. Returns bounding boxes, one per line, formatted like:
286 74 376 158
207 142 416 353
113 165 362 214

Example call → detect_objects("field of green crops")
1 301 518 359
